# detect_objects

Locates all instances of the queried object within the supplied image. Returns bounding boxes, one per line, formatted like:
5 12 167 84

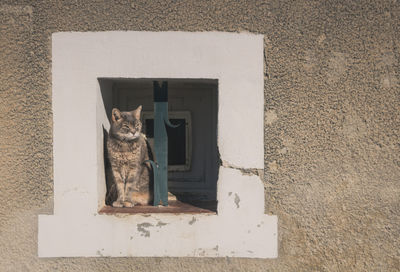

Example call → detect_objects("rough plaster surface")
0 0 399 271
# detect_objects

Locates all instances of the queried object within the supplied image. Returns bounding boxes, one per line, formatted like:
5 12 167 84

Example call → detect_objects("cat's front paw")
112 201 124 208
123 201 134 208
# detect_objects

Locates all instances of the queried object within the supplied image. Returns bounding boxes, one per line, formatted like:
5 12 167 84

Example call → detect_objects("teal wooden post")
148 81 178 206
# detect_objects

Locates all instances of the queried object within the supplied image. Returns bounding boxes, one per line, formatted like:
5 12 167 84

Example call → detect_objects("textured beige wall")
0 0 399 271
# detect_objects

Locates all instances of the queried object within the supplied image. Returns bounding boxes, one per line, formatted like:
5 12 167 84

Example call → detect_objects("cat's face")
110 106 142 141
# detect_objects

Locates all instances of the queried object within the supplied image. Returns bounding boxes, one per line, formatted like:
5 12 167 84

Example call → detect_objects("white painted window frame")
38 31 277 258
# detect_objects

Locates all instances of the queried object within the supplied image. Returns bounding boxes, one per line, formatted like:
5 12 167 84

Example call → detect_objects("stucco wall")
0 0 399 271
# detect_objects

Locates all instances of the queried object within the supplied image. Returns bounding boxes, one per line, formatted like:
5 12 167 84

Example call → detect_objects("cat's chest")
107 142 141 165
110 149 140 163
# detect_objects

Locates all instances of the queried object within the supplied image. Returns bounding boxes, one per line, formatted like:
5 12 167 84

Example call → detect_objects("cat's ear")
132 105 142 119
112 108 122 122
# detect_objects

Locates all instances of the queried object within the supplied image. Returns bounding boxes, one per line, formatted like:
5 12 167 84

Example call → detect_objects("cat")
105 106 153 207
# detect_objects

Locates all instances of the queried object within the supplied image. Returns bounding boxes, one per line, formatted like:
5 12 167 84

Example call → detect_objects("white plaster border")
38 31 277 258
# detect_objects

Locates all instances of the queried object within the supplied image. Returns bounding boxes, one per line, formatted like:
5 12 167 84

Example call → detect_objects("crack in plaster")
221 160 263 178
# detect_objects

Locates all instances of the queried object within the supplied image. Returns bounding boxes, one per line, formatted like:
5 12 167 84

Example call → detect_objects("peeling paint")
234 193 240 208
188 217 197 225
110 213 130 219
196 248 206 257
137 223 153 237
156 221 167 227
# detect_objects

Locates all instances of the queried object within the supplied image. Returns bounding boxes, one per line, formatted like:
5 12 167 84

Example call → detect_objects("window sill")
99 201 217 214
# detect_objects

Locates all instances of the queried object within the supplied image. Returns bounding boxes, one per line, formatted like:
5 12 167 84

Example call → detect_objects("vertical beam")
152 81 169 206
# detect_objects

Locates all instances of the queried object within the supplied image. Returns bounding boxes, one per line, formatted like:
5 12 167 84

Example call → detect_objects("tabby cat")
105 106 153 207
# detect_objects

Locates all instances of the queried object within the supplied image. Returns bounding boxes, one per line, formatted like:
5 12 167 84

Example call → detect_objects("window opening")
99 78 218 213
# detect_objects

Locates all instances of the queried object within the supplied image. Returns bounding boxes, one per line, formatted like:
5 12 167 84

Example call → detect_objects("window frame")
38 31 277 258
